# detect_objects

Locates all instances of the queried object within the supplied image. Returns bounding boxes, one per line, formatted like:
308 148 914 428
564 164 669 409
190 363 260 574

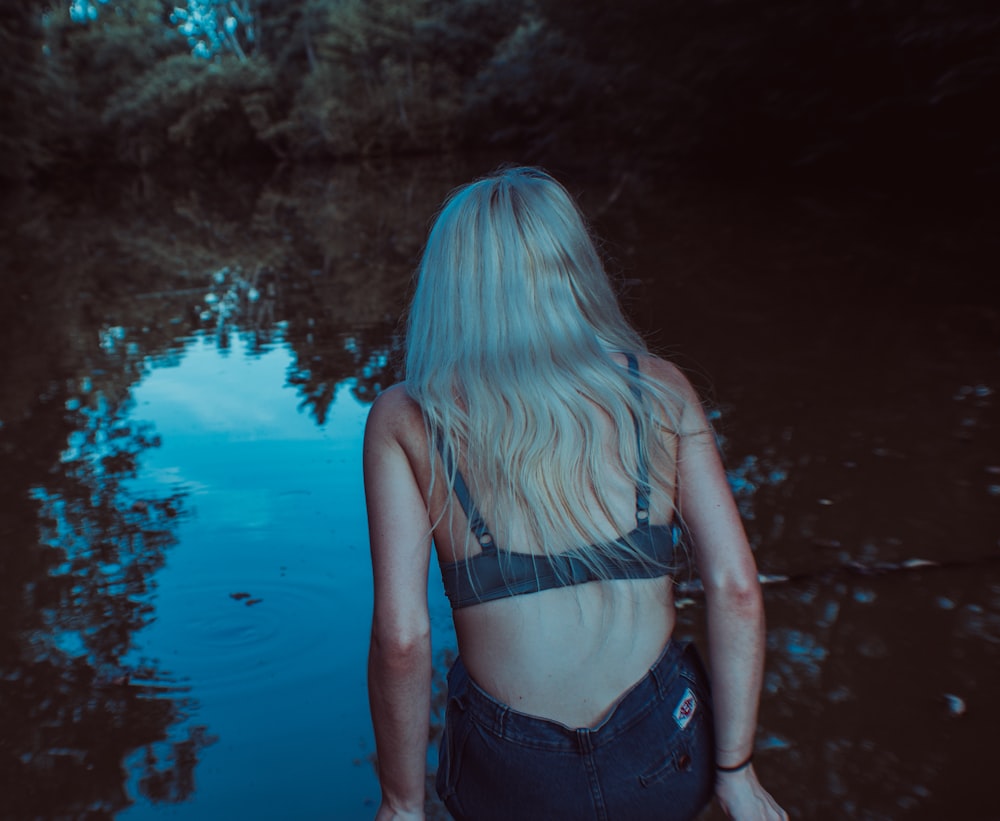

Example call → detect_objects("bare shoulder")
637 354 712 435
638 354 699 402
364 383 426 448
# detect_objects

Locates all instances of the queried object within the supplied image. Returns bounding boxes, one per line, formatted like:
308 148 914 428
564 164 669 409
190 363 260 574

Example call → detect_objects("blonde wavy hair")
405 167 686 580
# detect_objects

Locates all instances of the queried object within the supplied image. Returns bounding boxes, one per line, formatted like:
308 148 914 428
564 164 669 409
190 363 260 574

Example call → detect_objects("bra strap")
435 437 496 551
624 352 652 526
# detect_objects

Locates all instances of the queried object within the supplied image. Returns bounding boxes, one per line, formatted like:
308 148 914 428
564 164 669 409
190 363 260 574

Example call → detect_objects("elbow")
370 618 431 669
704 573 763 619
730 580 764 619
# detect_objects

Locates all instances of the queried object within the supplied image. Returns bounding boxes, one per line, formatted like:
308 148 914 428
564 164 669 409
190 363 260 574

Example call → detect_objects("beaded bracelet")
716 752 754 773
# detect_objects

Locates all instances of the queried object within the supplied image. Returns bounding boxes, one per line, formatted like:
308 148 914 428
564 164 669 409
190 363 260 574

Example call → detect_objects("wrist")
716 751 753 774
376 801 425 821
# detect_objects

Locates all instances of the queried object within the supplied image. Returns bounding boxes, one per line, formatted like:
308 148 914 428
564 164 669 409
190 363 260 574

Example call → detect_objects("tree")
0 4 66 179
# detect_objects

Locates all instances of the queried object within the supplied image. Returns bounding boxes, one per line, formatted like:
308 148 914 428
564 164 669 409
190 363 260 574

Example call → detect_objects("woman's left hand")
714 764 788 820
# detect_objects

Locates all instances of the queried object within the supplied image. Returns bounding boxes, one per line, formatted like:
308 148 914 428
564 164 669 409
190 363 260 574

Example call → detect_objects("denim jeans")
436 640 715 821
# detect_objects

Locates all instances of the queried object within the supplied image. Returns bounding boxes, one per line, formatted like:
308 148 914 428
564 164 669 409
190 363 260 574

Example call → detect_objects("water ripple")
143 575 340 698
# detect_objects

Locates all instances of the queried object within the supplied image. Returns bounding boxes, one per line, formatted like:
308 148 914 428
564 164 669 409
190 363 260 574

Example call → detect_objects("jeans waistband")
447 638 690 752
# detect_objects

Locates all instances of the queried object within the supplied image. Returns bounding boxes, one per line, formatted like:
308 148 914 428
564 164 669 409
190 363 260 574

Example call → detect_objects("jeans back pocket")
638 728 696 788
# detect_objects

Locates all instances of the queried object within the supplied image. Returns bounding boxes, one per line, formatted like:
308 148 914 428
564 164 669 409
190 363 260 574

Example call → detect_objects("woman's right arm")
668 365 787 820
364 387 434 821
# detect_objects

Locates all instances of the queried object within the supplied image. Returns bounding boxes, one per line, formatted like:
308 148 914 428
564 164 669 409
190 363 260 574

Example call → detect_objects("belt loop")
575 728 594 754
650 659 666 698
649 640 678 698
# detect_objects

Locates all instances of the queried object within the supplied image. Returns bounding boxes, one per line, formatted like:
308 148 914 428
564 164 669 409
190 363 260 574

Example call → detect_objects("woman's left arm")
364 389 434 821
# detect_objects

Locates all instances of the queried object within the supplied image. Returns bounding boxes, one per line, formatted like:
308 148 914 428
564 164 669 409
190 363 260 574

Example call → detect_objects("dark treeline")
2 0 998 187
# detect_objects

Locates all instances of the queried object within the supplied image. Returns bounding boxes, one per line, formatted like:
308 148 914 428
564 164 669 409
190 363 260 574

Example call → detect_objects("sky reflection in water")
117 332 451 819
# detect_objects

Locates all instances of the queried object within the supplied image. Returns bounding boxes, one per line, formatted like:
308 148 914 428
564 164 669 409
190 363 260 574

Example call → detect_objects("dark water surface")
1 159 997 820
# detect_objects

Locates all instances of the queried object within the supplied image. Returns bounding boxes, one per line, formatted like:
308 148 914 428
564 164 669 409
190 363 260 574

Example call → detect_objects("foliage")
263 0 528 158
530 0 1000 179
171 0 257 60
40 0 185 162
104 52 278 163
1 0 997 183
0 4 66 179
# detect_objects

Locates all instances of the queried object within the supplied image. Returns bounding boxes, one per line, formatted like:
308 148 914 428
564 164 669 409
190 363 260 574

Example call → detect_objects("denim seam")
468 716 582 753
582 749 608 821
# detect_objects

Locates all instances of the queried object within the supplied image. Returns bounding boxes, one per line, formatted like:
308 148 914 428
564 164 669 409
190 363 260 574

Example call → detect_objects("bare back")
393 353 683 728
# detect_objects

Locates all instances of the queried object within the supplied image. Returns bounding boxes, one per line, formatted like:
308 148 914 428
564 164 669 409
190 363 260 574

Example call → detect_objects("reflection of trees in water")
0 158 477 812
286 318 402 424
0 157 468 425
34 401 182 665
0 181 227 813
3 157 469 416
197 264 282 353
0 373 214 816
140 159 470 420
245 161 454 418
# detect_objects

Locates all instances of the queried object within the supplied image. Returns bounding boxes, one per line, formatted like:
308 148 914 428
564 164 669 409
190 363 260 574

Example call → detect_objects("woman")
364 167 786 821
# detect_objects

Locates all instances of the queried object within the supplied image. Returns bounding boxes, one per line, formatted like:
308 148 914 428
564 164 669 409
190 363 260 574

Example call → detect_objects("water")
117 334 385 817
0 159 996 820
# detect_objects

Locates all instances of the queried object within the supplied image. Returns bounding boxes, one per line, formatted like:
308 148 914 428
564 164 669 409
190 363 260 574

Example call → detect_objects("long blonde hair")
405 167 684 578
